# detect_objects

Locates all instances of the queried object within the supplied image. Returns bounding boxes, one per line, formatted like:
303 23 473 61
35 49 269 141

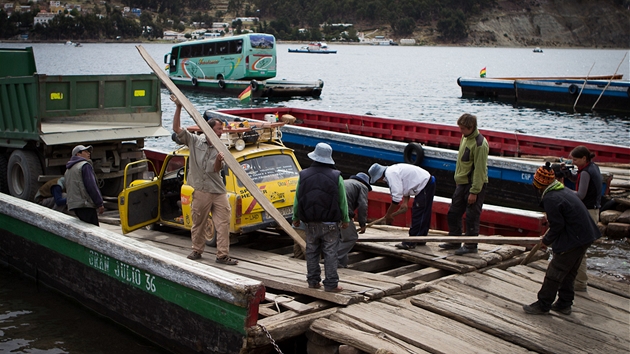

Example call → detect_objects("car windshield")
237 154 298 186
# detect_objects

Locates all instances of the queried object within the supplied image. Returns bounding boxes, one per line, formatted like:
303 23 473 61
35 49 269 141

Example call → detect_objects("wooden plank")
338 299 531 353
258 303 279 317
358 235 542 245
447 277 630 345
483 268 630 323
136 45 306 252
329 313 431 354
354 242 476 273
509 264 630 314
265 292 314 314
258 300 331 325
527 260 630 299
411 281 629 353
395 267 450 283
248 308 339 347
310 318 416 354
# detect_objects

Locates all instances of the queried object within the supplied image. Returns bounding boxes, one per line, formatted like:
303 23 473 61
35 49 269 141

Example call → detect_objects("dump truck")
0 47 169 201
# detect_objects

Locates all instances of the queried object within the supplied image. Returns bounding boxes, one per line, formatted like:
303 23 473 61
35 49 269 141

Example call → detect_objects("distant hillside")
463 0 630 48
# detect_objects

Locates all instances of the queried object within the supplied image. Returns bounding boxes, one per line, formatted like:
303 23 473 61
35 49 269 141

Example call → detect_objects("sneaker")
454 246 478 255
523 301 549 315
551 302 572 315
438 243 461 250
395 243 416 250
215 256 238 265
324 286 343 293
187 251 202 260
308 283 322 289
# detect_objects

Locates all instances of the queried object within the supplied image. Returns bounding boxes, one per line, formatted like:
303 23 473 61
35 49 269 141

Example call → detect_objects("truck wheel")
7 150 42 201
205 215 218 247
0 154 8 194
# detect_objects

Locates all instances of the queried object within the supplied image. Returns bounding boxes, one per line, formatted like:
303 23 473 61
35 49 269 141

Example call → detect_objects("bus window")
217 41 228 54
230 39 243 54
204 43 216 56
180 45 191 59
190 44 203 58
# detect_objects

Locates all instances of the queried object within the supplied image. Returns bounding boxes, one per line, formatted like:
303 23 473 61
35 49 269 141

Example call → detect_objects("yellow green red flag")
480 67 487 78
238 85 252 102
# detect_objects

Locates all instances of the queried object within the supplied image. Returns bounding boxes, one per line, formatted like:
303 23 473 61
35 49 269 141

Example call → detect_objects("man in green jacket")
439 113 489 255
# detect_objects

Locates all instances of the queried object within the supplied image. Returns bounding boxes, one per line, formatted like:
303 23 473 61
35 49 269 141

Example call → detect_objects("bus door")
168 46 179 74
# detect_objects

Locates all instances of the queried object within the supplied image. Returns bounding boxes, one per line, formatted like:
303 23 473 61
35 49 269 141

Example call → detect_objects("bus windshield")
167 34 276 81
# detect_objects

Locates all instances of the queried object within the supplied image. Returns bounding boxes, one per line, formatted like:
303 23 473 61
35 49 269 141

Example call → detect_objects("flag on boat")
238 85 252 102
480 67 487 78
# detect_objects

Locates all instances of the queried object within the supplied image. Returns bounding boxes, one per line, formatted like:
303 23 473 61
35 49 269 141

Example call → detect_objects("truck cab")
118 122 300 245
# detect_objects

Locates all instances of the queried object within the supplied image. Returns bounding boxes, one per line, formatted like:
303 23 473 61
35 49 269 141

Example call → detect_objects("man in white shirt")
368 163 436 249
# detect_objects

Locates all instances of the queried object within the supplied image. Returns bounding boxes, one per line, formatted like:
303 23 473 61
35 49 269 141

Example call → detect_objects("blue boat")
515 79 630 113
458 75 628 114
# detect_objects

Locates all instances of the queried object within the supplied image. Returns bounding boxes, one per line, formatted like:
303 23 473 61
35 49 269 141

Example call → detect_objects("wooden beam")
357 236 541 245
136 45 306 252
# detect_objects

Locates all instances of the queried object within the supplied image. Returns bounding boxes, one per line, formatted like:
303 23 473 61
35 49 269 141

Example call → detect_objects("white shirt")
384 164 431 203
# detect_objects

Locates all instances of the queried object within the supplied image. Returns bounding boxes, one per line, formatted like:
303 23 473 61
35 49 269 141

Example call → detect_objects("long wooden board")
136 45 306 252
357 235 542 244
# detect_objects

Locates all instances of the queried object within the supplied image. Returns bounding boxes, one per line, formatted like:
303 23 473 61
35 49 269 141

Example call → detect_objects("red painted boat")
143 149 546 237
216 107 630 164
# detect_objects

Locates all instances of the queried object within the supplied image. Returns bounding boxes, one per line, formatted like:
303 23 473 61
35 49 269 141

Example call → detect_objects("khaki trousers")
575 208 599 290
190 190 231 259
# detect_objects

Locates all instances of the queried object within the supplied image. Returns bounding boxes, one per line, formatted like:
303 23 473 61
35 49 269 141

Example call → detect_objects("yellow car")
118 124 301 246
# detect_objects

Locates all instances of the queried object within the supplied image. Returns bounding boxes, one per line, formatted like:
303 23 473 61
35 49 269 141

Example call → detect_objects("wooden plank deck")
99 220 628 353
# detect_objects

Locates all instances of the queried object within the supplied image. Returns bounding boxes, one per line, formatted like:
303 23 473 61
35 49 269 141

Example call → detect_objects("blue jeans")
447 183 487 247
305 222 340 290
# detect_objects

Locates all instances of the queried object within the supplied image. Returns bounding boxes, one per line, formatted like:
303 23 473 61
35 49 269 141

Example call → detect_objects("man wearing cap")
64 145 104 226
368 163 435 250
171 95 235 265
292 142 350 293
523 162 600 315
337 172 371 268
439 113 489 255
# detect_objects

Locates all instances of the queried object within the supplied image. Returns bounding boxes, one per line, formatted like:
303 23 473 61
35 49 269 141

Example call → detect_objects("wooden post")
136 45 306 252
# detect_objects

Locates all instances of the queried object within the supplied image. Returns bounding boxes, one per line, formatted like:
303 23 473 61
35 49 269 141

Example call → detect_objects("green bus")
164 34 277 84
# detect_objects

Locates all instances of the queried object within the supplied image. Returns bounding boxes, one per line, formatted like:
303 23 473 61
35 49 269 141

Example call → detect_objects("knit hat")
368 163 387 184
307 142 335 165
350 172 372 191
533 162 555 189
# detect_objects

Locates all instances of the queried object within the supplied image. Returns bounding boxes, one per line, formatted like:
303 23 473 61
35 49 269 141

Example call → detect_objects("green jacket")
454 128 489 194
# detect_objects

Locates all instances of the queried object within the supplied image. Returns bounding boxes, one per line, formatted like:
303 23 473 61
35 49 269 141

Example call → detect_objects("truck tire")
205 215 218 247
0 154 8 194
403 143 424 166
7 150 42 201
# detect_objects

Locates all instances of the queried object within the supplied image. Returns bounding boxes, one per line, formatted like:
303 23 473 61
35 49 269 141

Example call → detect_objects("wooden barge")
213 107 630 164
2 192 628 353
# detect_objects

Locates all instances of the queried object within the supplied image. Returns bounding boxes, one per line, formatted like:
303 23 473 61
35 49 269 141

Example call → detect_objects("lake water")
0 42 628 352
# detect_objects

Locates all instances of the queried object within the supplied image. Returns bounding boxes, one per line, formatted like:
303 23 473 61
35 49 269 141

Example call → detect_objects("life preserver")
191 77 198 86
568 84 578 95
250 80 258 91
403 143 424 166
218 79 226 90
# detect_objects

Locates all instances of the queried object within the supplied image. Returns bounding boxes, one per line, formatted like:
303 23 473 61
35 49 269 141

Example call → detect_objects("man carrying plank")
171 95 237 265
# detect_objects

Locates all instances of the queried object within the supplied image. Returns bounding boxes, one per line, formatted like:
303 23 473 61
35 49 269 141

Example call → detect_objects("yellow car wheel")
205 215 218 247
